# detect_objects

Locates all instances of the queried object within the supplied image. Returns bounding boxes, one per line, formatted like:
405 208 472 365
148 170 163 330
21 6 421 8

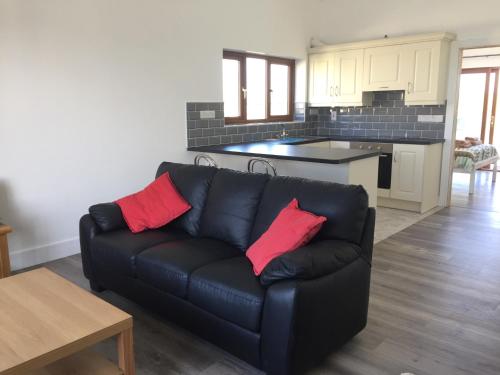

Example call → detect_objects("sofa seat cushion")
135 238 242 298
90 228 189 277
188 257 265 332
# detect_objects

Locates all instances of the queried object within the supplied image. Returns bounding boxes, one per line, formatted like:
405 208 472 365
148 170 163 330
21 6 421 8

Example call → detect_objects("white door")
405 41 441 104
333 49 364 105
390 144 424 202
363 45 407 91
308 53 334 106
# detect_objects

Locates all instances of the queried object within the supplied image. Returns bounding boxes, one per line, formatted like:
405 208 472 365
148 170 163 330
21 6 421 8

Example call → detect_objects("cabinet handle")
393 152 398 163
335 86 339 96
407 82 412 94
379 86 389 89
330 86 334 96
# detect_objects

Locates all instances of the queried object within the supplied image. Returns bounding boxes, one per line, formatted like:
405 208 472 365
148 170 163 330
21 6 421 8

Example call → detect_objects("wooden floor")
38 176 500 374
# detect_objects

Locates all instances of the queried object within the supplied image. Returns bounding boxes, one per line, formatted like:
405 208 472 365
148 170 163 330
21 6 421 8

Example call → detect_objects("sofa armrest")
89 202 127 232
79 214 101 280
261 258 371 375
259 240 360 286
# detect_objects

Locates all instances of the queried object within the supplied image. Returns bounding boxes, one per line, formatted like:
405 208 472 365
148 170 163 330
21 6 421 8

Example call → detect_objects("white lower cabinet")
379 143 443 213
390 144 424 202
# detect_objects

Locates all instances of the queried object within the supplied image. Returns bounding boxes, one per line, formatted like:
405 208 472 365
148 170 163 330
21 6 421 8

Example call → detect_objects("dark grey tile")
407 115 418 122
186 103 196 111
366 115 380 122
341 129 354 136
380 115 394 122
189 129 202 138
400 123 415 130
209 119 223 128
407 130 422 138
365 129 379 137
394 115 408 122
187 111 200 120
226 126 238 135
249 125 258 133
220 135 232 144
187 120 197 129
378 130 393 137
318 128 329 136
208 136 221 145
197 120 209 129
196 138 208 146
415 123 431 130
231 134 243 143
387 91 404 100
242 134 253 142
187 139 196 148
374 108 388 115
387 107 402 115
421 130 439 138
432 106 446 116
401 106 417 115
394 100 405 108
416 107 432 115
353 129 366 136
372 123 387 130
202 128 214 137
237 126 248 134
195 103 209 111
214 127 226 136
215 110 224 119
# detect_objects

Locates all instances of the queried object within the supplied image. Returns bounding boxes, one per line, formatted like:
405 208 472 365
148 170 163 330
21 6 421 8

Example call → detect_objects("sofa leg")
90 280 105 292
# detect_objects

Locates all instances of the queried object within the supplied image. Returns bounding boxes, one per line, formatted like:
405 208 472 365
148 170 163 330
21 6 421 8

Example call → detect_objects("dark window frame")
223 50 295 125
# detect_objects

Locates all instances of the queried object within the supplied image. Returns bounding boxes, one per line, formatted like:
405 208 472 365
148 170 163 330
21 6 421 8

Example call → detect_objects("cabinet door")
308 53 334 105
390 144 424 202
363 45 407 91
405 41 442 104
333 49 364 105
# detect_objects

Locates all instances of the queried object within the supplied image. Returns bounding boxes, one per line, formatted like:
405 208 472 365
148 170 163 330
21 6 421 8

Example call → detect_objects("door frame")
442 43 500 208
460 67 499 143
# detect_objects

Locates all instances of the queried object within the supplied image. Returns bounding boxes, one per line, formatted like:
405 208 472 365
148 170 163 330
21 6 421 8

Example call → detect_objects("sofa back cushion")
156 162 218 236
200 169 269 251
250 176 368 245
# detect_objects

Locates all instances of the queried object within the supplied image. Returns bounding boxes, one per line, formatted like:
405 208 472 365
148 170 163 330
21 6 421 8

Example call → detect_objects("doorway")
451 46 500 212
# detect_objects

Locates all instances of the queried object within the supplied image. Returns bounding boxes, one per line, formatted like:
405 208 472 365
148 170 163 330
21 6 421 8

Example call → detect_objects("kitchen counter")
188 140 379 164
292 136 445 145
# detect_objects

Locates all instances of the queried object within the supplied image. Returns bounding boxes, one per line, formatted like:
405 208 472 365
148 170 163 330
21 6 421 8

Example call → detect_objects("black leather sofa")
80 162 375 375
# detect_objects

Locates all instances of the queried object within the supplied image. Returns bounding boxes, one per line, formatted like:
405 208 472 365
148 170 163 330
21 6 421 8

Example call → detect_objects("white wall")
0 0 308 269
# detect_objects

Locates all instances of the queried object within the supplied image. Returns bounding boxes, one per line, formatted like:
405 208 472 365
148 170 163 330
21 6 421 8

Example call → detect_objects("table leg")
0 234 11 278
117 327 135 375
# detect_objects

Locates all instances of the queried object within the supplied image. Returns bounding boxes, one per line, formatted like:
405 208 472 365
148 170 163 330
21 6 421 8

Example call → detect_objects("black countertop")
187 136 444 165
295 136 445 145
188 140 379 165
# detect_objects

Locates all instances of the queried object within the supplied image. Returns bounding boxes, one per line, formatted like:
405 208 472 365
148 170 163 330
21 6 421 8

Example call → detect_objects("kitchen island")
188 137 380 206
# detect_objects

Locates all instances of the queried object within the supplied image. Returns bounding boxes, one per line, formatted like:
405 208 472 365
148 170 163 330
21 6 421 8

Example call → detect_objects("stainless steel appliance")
350 142 393 189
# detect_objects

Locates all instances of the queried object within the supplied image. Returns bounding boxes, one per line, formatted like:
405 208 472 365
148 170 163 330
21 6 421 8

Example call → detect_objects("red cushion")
116 173 191 233
246 198 327 275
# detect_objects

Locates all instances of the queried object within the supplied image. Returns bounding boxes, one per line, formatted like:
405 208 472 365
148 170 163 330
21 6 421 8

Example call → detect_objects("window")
222 51 295 124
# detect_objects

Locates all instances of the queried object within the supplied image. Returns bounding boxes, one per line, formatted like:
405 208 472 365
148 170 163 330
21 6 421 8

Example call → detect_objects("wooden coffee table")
0 268 135 375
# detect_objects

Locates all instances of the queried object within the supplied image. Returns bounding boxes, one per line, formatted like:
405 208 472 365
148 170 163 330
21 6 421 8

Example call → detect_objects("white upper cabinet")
333 49 370 106
363 45 407 91
405 41 449 105
308 33 454 106
308 49 369 107
308 53 335 106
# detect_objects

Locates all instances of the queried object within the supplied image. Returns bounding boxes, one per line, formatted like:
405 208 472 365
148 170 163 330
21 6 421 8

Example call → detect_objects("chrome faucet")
278 124 289 139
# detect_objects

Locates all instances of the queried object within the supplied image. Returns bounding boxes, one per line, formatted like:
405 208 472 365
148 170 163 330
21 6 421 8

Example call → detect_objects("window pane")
246 57 266 120
270 64 289 116
456 73 486 141
223 59 240 118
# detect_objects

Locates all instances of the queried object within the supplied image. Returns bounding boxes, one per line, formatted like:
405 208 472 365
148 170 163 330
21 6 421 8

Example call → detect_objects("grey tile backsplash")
186 102 314 147
312 91 446 139
186 92 445 147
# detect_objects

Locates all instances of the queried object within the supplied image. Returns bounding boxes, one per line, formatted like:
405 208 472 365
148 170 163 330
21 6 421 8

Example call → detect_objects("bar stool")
247 158 277 176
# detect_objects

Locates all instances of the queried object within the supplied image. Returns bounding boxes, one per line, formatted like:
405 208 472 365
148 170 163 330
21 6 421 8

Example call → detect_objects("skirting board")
10 237 80 271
